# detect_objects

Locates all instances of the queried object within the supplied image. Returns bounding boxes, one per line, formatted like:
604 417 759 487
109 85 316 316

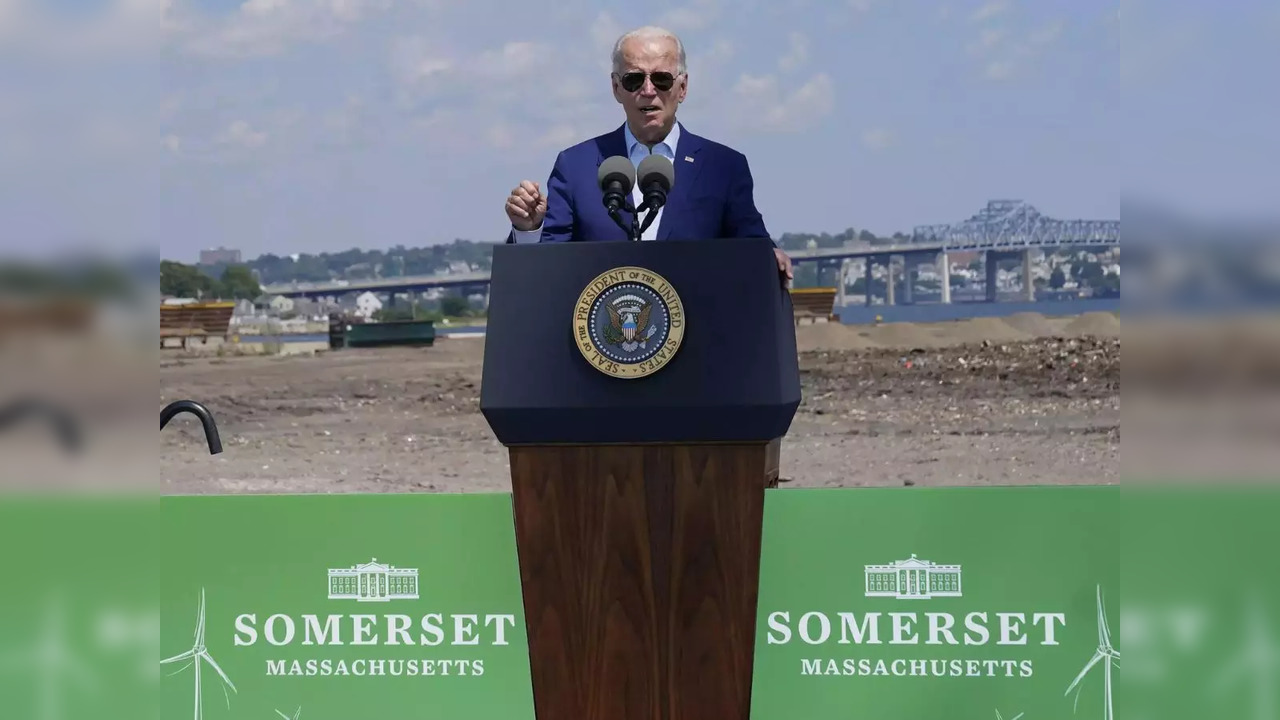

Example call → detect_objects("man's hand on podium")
506 180 547 231
774 247 793 287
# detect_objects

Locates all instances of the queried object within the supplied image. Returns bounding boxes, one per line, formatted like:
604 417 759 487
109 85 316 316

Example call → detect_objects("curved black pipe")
160 400 222 455
0 398 82 453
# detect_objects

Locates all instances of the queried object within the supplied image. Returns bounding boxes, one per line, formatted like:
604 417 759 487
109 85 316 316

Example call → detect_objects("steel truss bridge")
260 200 1119 298
910 199 1119 251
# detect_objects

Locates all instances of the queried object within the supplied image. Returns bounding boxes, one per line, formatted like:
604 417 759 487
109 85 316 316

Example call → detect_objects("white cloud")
217 120 268 148
657 0 719 32
970 0 1009 22
590 11 624 72
968 27 1005 54
971 15 1066 81
185 0 392 58
472 41 554 82
535 124 578 150
390 35 454 88
729 72 834 133
778 31 809 72
0 0 188 58
687 37 734 74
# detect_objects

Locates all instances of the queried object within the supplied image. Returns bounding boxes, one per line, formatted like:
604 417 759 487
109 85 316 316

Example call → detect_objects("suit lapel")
595 125 629 170
657 123 705 241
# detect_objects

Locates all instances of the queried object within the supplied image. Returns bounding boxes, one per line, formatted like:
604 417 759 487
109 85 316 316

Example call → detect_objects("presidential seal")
572 266 685 379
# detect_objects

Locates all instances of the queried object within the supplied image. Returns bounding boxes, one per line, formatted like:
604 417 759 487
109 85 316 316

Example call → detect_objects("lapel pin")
684 156 694 163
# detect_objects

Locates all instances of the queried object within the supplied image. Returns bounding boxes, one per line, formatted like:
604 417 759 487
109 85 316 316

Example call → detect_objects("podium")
479 237 801 720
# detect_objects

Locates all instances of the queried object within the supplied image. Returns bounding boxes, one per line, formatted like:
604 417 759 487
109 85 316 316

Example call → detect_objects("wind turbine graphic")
1065 584 1120 720
160 588 237 720
276 707 302 720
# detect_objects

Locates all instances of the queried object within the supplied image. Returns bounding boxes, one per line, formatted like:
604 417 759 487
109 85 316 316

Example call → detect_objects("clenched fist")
505 180 547 231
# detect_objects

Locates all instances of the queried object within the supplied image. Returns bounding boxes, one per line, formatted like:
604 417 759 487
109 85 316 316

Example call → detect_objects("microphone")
636 154 675 214
597 156 636 215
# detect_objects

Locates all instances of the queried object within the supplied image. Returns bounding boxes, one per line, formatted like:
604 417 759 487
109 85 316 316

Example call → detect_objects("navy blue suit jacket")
506 123 771 243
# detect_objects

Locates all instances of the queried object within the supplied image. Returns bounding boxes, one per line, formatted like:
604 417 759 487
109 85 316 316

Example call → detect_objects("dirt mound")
1002 312 1059 338
862 322 947 349
934 317 1031 345
1063 312 1120 337
796 312 1103 353
796 323 877 352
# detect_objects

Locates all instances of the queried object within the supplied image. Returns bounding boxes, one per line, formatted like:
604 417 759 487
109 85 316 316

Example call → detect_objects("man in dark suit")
503 25 793 281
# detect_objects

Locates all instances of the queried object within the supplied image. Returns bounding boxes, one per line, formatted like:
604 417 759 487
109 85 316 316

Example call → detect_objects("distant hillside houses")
236 286 480 324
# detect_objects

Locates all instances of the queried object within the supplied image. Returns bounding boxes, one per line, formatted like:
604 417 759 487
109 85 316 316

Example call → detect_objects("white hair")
611 26 687 75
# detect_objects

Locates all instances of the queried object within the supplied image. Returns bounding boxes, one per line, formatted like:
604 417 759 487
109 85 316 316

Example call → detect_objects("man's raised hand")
505 180 547 231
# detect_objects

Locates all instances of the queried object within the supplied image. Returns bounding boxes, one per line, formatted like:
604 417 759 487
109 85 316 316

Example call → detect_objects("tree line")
161 261 261 300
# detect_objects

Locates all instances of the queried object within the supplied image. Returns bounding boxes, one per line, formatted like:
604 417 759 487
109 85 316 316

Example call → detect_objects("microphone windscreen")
597 155 636 193
637 154 675 191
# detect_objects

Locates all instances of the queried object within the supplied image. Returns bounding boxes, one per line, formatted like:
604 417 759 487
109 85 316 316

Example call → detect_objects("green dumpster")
342 319 436 348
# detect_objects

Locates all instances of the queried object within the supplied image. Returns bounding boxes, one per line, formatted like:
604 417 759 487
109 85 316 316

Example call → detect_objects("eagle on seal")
607 300 651 343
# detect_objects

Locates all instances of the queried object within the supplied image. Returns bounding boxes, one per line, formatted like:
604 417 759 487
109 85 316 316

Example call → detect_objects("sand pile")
795 323 877 352
934 316 1032 345
862 322 947 349
1063 312 1120 338
1002 312 1060 338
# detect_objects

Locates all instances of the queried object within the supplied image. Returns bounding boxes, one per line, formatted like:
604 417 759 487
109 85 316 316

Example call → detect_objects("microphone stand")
608 200 643 242
638 204 660 236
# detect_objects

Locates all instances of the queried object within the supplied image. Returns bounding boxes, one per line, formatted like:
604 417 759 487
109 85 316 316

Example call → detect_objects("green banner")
142 483 1278 720
158 493 536 720
0 496 157 720
750 486 1121 720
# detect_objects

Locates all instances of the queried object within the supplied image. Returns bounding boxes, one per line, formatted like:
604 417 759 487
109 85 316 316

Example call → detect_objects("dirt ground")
158 310 1122 494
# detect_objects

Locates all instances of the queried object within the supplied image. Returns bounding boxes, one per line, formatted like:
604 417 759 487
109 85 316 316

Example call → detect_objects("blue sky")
0 0 1274 262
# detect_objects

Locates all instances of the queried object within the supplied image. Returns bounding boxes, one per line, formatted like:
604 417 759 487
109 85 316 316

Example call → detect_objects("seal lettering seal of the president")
572 266 685 379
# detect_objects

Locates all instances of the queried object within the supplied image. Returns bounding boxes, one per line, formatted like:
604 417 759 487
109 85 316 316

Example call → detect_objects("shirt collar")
623 121 680 156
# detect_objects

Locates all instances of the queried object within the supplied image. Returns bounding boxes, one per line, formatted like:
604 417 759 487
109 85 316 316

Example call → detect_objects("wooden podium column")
508 439 780 720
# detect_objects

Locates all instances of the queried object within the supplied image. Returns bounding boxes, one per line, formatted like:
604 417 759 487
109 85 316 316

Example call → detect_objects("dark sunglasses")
616 71 678 92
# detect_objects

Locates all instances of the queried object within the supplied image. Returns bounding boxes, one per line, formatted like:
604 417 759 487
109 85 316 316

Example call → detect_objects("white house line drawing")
328 557 419 602
1065 584 1120 720
276 706 302 720
160 588 238 720
864 554 962 599
1211 591 1278 720
0 592 97 720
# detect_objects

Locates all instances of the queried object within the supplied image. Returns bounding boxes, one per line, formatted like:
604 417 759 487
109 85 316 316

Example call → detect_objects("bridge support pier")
1023 248 1036 302
836 259 848 308
885 259 895 306
985 251 999 302
864 258 874 306
938 251 951 304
